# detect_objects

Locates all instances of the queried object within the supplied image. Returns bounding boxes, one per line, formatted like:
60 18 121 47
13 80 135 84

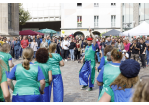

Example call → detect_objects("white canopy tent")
122 21 149 36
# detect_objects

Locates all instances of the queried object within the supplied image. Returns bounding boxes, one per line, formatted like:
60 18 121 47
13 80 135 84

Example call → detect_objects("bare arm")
97 80 103 86
39 79 45 94
9 60 14 68
60 60 64 66
7 78 14 91
1 81 11 102
48 71 52 85
89 28 96 46
99 92 111 102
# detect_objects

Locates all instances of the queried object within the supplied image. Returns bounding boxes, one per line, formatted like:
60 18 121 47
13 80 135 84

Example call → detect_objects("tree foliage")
19 3 31 25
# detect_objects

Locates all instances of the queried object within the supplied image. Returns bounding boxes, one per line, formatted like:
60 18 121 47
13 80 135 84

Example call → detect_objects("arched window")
8 3 12 29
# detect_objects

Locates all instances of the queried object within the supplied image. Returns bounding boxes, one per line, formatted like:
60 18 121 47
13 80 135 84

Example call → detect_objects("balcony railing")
77 23 82 27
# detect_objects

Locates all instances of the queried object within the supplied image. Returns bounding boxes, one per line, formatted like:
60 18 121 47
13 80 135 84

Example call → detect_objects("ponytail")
111 48 122 61
22 47 33 70
22 57 30 70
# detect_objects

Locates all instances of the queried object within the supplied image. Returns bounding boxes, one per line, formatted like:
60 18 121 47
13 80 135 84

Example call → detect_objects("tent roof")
19 30 44 35
122 21 149 36
102 29 121 36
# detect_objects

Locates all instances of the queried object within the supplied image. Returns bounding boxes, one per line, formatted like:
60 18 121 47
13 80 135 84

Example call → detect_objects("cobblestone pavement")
10 58 149 102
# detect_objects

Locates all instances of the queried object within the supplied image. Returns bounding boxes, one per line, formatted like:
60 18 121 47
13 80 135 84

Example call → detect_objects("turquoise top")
8 63 45 96
98 63 121 101
47 53 62 75
0 70 7 101
34 61 52 87
85 45 96 62
0 52 12 72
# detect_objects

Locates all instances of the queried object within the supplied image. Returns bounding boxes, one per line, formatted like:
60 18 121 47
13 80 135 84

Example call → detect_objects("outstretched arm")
89 28 96 46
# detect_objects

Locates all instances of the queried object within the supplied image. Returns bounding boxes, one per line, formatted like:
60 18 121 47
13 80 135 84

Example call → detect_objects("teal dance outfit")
47 53 64 102
34 61 52 102
8 62 45 102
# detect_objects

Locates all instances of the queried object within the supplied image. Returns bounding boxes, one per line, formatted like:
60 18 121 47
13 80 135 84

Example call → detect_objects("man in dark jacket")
36 35 41 49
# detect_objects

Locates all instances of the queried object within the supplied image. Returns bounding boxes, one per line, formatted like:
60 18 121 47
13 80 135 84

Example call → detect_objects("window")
111 3 116 6
77 3 82 7
77 16 82 27
8 3 12 29
111 15 116 27
94 16 99 27
94 3 99 7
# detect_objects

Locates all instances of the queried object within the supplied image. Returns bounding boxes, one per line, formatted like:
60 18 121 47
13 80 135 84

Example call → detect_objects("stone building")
121 3 149 32
0 3 19 37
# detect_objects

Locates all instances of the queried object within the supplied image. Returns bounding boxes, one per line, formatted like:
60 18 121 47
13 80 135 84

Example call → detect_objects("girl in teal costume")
48 43 64 102
79 28 96 91
97 45 113 72
99 59 140 102
34 48 52 102
7 47 46 102
0 43 14 78
0 59 10 102
97 49 123 101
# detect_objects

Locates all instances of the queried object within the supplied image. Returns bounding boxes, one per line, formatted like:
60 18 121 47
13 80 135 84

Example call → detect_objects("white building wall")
22 3 61 22
61 3 121 37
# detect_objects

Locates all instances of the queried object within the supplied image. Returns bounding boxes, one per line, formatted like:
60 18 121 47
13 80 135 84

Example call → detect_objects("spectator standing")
83 39 88 47
69 39 76 61
11 37 15 58
14 37 20 60
30 38 38 58
75 40 81 61
36 35 41 49
100 38 106 57
39 35 43 43
21 36 29 50
139 39 146 68
145 36 149 66
129 40 140 62
46 35 51 46
115 39 124 51
124 39 131 58
61 36 70 61
40 38 48 49
18 36 23 57
28 35 33 47
105 37 111 46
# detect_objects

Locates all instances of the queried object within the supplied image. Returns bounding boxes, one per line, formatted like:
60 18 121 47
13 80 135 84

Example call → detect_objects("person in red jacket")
21 36 29 49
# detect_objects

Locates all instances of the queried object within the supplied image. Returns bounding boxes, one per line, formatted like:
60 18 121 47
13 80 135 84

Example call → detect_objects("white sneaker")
65 59 67 62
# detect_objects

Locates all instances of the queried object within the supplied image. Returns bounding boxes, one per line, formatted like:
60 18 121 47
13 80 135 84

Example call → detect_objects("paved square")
10 58 149 102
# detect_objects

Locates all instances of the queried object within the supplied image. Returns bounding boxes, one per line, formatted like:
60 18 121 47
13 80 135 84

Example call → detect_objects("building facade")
121 3 149 32
20 3 61 36
0 3 19 37
61 3 121 37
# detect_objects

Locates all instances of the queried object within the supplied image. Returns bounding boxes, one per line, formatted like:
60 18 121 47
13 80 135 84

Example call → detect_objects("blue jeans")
101 49 104 57
146 50 149 65
15 49 20 59
69 49 74 60
19 47 23 57
96 52 100 62
34 51 36 58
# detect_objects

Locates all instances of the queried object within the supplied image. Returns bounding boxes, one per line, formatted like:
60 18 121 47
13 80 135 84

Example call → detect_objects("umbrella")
38 28 57 34
102 29 121 36
19 30 44 36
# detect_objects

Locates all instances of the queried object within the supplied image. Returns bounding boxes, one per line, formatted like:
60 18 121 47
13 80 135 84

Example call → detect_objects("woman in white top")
40 38 48 49
30 38 38 58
